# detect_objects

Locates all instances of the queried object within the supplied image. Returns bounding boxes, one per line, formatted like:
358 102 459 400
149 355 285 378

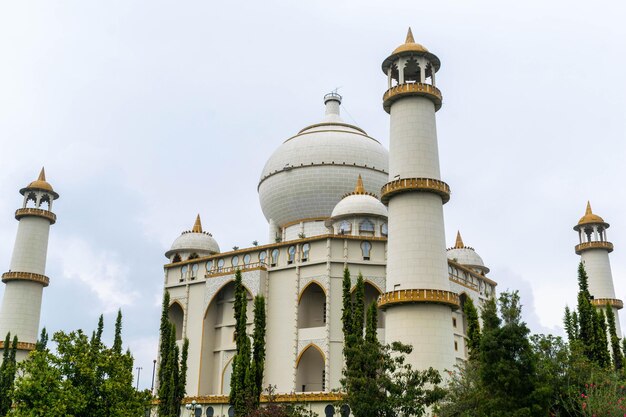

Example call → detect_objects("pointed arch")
295 344 326 392
168 301 185 340
298 281 326 328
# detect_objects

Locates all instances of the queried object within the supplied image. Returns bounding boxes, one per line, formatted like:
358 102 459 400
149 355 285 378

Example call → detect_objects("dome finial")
38 167 46 182
354 175 365 194
585 201 593 216
405 27 415 44
192 214 203 233
455 230 464 249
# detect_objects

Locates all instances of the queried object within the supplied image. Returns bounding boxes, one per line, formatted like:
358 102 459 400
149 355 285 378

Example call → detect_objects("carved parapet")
592 298 624 310
2 271 50 287
0 341 37 351
378 288 460 310
381 177 450 204
575 241 614 254
383 82 443 113
15 208 56 224
184 392 344 404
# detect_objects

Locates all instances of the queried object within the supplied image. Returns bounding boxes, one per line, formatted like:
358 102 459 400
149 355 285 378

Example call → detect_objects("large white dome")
258 94 389 227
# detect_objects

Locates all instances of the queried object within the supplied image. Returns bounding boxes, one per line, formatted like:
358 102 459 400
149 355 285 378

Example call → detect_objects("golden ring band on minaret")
0 341 37 351
591 298 624 310
2 271 50 287
575 241 613 255
377 289 460 310
380 177 450 204
15 208 57 224
383 83 443 113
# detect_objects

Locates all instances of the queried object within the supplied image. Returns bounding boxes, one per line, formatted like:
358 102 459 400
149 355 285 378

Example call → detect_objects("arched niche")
298 282 326 329
295 344 325 392
168 302 184 340
364 282 385 329
198 281 253 395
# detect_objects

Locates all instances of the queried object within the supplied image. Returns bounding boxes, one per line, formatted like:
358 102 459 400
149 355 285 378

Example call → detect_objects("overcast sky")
1 1 625 389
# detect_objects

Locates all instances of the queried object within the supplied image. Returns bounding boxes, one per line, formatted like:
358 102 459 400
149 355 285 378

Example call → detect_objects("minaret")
0 168 59 360
378 29 458 373
574 202 622 337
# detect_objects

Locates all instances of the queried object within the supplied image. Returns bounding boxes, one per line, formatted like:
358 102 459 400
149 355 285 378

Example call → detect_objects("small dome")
446 231 489 273
330 176 388 220
576 201 608 229
392 28 429 54
165 215 220 259
20 167 59 199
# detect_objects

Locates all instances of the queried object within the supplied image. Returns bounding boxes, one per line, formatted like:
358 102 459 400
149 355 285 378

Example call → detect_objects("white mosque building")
0 29 622 417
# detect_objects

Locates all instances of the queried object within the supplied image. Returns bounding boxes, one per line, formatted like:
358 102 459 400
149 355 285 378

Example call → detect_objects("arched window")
288 246 296 264
188 253 199 260
271 249 279 267
231 255 239 267
181 265 188 281
243 254 251 265
39 194 51 210
25 192 37 208
381 223 388 237
339 220 351 235
301 243 310 262
168 302 184 340
359 219 375 234
361 241 372 260
217 259 225 271
206 260 213 272
191 263 199 279
298 282 326 328
259 251 267 265
364 282 384 329
295 345 325 392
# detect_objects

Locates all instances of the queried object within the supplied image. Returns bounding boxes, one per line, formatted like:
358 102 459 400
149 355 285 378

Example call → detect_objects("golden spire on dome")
577 201 605 226
25 166 54 193
405 27 415 43
354 175 365 194
38 167 46 182
585 201 592 216
192 214 203 233
455 231 464 249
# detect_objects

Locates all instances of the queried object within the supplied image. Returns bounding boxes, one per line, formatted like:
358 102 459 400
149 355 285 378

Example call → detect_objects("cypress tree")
365 301 378 344
605 304 623 370
342 267 353 350
231 269 252 416
576 262 597 361
622 338 626 360
0 332 18 416
352 273 365 342
35 327 48 351
113 309 123 355
594 309 610 367
463 296 481 358
250 295 266 409
564 306 575 341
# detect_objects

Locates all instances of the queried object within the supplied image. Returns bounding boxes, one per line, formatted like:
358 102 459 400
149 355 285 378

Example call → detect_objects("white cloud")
50 235 139 313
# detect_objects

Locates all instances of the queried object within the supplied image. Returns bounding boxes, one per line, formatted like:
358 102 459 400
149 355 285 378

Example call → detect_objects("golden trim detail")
380 178 450 204
2 271 50 287
0 341 37 351
575 241 614 255
378 289 460 310
183 392 344 405
15 208 56 224
383 83 442 113
591 298 624 310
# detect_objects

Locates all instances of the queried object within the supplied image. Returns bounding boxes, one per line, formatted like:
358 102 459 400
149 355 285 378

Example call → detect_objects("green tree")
341 270 444 417
576 262 598 362
35 327 48 351
12 315 149 417
463 297 481 358
0 332 18 416
250 294 267 409
605 304 623 370
593 309 610 368
157 291 189 417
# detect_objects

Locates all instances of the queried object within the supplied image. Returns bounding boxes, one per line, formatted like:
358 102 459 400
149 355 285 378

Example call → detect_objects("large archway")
168 302 184 340
298 282 326 329
295 345 325 392
198 282 253 395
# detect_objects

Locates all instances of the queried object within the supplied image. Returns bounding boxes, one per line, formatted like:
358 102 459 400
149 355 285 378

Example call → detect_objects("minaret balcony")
383 82 442 113
591 298 623 310
381 177 450 204
15 207 57 224
378 288 460 310
0 340 37 351
2 271 50 287
575 241 613 255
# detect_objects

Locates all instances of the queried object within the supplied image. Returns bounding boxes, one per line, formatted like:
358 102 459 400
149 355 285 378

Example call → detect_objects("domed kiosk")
165 215 220 262
258 93 388 240
446 231 489 275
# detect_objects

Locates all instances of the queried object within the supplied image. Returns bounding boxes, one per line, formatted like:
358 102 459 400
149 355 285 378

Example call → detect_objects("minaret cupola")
17 167 59 224
574 201 612 254
381 28 442 113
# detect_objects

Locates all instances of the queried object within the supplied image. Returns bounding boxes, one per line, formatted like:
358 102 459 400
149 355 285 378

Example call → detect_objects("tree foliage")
0 332 18 416
463 297 480 358
157 291 189 417
341 268 444 417
11 313 150 417
230 269 267 416
605 304 623 370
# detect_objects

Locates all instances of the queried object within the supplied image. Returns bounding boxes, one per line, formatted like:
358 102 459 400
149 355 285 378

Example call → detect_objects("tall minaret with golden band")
574 202 622 337
378 29 458 373
0 168 59 360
